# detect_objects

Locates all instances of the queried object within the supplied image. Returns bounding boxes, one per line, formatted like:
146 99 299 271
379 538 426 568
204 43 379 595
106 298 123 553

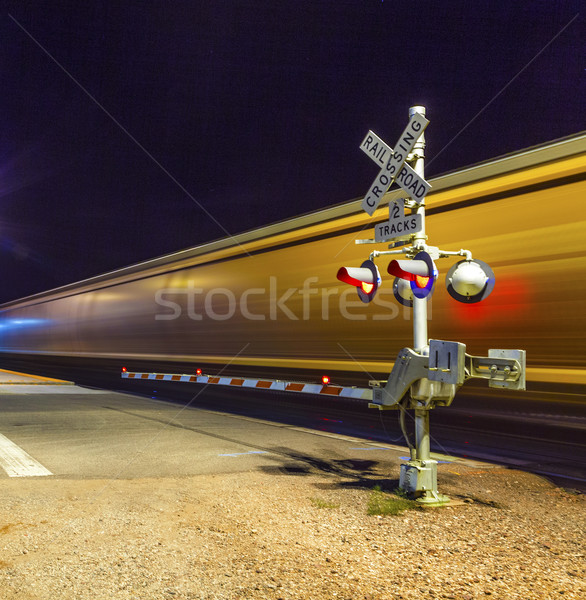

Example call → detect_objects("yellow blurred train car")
0 133 585 399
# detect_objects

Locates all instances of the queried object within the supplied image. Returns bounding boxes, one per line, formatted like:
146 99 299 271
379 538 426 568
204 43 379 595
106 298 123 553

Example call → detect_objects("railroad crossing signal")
336 259 381 303
388 250 438 300
348 106 525 506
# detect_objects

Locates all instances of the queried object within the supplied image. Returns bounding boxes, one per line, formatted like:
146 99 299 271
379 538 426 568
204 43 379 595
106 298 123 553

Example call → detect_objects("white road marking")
218 451 268 457
0 384 108 395
0 433 52 477
350 447 393 451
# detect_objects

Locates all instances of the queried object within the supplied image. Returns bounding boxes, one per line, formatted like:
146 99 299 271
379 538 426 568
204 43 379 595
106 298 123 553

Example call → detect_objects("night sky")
1 1 584 304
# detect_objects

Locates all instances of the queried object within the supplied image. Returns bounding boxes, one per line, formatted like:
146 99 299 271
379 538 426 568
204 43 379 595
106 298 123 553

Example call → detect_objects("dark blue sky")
0 1 584 303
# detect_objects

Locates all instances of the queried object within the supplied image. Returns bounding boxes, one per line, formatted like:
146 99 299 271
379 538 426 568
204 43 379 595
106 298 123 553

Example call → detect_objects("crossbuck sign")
360 113 430 215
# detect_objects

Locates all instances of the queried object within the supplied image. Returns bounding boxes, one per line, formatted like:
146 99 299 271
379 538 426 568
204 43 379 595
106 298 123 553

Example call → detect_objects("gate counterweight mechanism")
339 106 526 505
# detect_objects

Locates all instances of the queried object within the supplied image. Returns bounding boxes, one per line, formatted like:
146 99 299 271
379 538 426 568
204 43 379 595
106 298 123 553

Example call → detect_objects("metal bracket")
387 240 411 249
466 349 526 390
424 245 441 260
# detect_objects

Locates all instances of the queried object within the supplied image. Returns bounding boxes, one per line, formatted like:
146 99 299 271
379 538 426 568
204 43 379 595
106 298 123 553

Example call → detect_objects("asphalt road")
0 374 584 490
0 384 422 482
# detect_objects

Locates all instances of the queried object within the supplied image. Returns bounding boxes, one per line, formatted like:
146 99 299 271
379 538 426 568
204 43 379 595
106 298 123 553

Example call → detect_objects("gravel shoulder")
0 461 584 600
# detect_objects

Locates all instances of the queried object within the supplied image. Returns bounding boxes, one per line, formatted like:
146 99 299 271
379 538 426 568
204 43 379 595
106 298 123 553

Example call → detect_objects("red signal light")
388 259 429 281
322 375 330 385
336 259 380 303
121 367 127 373
196 368 202 376
414 275 429 289
388 251 437 300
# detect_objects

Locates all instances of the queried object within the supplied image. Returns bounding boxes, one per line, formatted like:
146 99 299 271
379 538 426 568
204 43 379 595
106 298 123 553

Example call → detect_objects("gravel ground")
0 462 584 600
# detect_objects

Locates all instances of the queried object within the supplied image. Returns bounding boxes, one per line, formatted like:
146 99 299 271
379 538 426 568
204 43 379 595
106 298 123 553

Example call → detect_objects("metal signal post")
404 106 436 502
409 106 428 354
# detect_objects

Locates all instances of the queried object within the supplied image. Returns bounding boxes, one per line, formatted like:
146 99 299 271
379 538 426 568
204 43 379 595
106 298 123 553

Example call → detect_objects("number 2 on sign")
390 199 405 220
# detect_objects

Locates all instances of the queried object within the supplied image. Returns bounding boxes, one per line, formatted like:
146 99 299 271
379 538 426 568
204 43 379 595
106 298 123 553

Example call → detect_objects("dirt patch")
0 464 584 599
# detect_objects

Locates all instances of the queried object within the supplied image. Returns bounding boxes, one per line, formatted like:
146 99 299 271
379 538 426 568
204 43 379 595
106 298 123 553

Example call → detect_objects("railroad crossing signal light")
446 259 495 303
388 250 438 302
337 259 381 303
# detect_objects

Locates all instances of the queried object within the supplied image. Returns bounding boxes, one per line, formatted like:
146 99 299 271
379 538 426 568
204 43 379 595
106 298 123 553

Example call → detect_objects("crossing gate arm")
120 370 374 401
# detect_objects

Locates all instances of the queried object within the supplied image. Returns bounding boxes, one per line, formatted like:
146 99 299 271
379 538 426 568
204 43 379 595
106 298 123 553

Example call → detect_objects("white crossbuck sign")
360 113 431 216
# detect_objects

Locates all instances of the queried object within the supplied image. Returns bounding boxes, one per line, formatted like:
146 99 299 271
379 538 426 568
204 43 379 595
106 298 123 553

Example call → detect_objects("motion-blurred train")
1 133 585 403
